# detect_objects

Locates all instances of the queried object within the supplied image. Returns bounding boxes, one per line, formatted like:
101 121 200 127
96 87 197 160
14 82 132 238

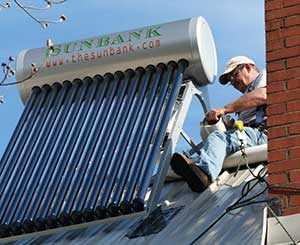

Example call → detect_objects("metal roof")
1 164 267 244
267 214 300 244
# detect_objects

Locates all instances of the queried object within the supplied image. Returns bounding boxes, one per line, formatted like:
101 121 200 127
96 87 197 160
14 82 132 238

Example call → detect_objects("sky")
0 0 266 157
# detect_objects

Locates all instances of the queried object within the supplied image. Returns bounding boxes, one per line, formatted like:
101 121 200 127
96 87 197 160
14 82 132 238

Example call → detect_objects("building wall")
265 0 300 215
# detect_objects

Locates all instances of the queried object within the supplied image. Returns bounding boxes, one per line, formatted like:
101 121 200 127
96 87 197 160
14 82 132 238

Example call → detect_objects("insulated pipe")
120 63 176 213
32 80 83 229
47 79 100 226
0 86 50 221
20 81 73 231
82 71 130 219
4 84 61 228
0 87 40 175
12 82 71 233
71 74 118 222
117 64 166 214
41 79 94 227
104 67 154 217
133 60 187 211
58 75 107 224
223 144 267 169
92 69 142 218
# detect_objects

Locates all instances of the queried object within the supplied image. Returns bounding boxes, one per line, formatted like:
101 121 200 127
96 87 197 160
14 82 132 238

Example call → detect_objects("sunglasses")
227 64 244 85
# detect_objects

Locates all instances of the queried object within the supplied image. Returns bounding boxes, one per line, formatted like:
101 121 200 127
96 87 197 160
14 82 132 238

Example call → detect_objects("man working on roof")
170 56 267 192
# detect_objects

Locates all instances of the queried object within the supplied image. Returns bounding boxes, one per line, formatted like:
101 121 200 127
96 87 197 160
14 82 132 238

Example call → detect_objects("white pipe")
223 144 267 169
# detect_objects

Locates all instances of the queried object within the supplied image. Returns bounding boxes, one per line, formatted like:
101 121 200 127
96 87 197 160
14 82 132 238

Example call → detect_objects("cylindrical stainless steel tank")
16 16 217 103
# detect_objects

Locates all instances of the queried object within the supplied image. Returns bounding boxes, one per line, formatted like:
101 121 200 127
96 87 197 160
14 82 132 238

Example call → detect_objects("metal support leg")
146 80 206 215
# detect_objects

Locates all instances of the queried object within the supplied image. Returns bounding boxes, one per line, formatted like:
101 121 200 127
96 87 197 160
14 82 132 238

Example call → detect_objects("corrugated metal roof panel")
1 165 267 244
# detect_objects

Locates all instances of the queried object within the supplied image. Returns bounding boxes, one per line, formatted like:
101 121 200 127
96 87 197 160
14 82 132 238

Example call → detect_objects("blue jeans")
193 127 267 181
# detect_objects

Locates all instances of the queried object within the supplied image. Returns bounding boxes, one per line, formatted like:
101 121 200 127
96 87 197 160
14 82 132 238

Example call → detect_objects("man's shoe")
170 153 211 193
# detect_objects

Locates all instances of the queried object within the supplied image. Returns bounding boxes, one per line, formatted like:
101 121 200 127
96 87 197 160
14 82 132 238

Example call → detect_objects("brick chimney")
265 0 300 216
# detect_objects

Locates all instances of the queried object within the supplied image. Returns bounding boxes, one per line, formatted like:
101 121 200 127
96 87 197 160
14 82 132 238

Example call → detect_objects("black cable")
228 186 269 211
190 166 268 244
228 200 269 211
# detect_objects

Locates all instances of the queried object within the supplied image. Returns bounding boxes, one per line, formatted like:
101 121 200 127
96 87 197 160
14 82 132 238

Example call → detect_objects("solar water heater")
0 16 217 238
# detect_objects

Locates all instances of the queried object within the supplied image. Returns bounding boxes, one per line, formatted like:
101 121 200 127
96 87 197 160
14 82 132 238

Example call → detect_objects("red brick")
287 56 300 68
267 25 300 41
285 35 300 47
265 0 300 214
266 29 284 41
287 112 300 123
266 39 285 52
287 100 300 112
268 112 300 126
268 126 287 139
290 196 300 206
283 25 300 37
269 149 288 161
266 0 282 11
284 0 300 7
266 19 284 31
268 159 300 172
284 25 300 37
285 15 300 27
280 181 300 188
269 135 300 150
267 103 286 116
282 206 300 215
290 168 300 181
267 81 286 92
286 112 300 123
266 4 300 21
287 78 300 89
268 114 288 126
267 60 286 72
268 172 289 184
288 122 300 134
282 197 290 209
268 88 300 104
267 46 300 62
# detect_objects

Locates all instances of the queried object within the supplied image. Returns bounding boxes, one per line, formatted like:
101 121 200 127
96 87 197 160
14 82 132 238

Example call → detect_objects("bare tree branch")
20 0 67 10
0 0 68 103
0 56 15 86
13 0 67 28
1 1 67 28
0 60 38 87
0 2 11 9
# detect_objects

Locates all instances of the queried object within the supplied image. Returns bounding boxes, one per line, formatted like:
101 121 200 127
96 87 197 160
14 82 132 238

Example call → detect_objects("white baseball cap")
219 56 256 84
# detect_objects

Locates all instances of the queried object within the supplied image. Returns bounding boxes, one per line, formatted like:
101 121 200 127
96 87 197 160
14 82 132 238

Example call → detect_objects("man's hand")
205 108 226 124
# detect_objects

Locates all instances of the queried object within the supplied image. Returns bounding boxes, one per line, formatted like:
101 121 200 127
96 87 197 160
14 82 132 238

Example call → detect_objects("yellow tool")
235 120 244 132
235 120 246 144
234 120 248 176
